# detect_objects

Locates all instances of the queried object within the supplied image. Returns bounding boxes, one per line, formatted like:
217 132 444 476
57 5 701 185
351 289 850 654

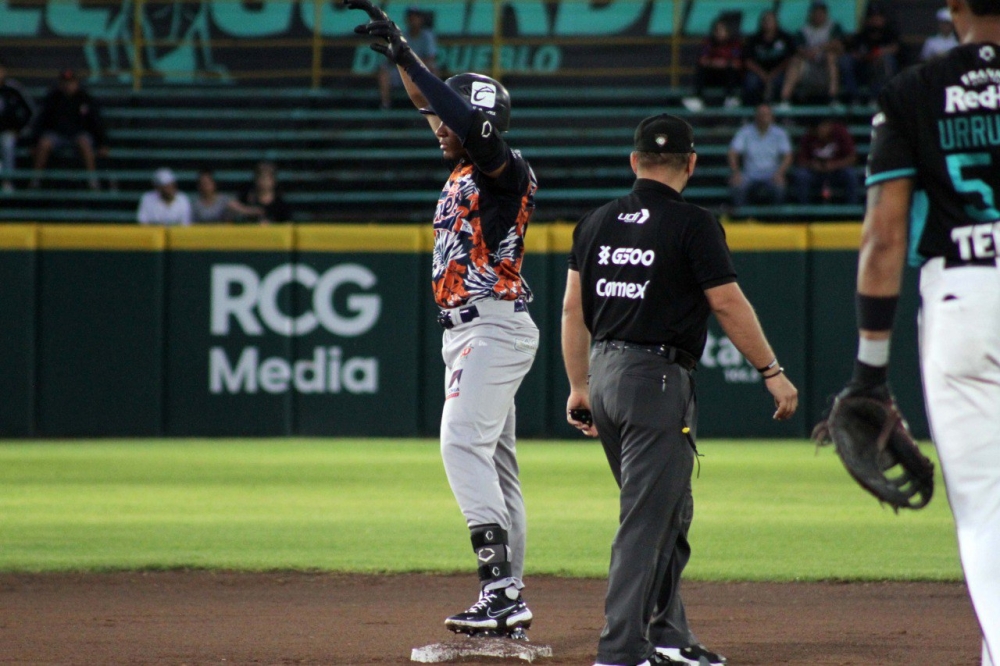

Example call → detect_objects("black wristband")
856 293 899 331
851 359 888 388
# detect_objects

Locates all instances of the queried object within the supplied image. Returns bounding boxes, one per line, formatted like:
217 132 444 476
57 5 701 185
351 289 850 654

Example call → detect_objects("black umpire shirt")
568 178 737 359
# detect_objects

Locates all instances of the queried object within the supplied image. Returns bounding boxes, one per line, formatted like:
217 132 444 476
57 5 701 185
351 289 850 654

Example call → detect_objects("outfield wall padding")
0 223 927 439
0 225 37 437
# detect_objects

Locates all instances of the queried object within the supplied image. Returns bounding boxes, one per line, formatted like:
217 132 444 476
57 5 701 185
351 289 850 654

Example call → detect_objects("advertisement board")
2 223 926 440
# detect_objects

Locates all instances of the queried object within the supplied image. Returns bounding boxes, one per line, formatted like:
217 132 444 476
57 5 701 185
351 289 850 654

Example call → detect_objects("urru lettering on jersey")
596 278 650 300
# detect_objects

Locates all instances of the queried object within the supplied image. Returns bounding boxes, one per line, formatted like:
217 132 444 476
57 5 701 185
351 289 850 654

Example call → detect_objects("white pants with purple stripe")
920 257 1000 666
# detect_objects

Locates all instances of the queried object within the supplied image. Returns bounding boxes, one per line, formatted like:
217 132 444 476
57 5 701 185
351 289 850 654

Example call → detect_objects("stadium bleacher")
0 83 872 223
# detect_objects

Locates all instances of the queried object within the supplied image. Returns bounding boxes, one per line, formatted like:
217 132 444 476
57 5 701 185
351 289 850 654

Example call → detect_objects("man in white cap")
922 8 959 60
137 167 191 225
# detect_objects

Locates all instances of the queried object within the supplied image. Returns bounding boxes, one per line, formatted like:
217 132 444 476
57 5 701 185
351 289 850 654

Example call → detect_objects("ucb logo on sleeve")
471 82 497 109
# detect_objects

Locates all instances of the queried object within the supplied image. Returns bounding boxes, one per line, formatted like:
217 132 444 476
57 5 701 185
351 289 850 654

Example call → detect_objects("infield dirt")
0 572 980 665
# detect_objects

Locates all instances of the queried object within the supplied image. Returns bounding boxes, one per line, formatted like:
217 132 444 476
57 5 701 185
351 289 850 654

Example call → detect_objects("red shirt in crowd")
699 37 743 69
797 122 856 167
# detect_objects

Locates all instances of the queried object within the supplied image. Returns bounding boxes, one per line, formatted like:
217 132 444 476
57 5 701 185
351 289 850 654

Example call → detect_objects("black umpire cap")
634 114 695 154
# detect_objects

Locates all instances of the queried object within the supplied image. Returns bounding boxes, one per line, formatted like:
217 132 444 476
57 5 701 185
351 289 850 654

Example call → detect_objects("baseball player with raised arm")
347 0 540 641
843 0 1000 662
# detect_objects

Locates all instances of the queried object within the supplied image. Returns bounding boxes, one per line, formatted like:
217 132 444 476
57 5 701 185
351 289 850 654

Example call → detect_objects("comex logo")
596 278 650 300
471 81 497 109
617 209 650 224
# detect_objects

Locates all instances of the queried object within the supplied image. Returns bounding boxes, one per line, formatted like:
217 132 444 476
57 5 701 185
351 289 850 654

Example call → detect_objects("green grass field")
0 439 961 581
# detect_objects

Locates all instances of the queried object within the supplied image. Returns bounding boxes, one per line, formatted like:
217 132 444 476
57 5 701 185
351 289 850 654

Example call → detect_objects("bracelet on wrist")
762 367 785 380
756 358 779 374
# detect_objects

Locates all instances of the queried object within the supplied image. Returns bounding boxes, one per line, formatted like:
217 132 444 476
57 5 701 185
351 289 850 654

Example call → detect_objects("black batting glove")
354 20 417 69
342 0 388 21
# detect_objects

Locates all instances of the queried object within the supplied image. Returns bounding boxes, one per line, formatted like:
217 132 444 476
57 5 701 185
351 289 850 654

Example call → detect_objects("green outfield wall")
0 223 927 439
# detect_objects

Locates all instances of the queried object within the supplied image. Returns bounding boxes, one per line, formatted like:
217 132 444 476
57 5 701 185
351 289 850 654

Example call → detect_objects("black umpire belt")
597 340 698 371
437 299 528 329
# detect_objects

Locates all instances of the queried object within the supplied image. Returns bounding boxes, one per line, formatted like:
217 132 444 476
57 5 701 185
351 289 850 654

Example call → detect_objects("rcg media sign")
165 250 422 436
209 263 381 396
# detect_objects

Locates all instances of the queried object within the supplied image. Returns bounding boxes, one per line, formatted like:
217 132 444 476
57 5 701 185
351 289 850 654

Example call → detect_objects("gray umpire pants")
439 301 539 591
589 343 698 666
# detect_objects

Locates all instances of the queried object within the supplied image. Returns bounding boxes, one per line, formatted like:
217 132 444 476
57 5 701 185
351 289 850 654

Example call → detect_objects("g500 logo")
208 263 381 395
598 246 656 266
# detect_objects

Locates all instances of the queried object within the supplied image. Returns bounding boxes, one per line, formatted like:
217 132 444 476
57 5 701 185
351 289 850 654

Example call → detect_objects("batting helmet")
420 73 512 132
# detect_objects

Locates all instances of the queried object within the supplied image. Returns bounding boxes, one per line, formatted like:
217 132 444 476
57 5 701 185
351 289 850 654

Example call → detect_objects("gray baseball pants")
439 300 539 591
589 344 697 666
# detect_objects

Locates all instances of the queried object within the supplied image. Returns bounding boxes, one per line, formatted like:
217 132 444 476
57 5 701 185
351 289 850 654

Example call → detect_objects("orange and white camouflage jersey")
432 151 538 309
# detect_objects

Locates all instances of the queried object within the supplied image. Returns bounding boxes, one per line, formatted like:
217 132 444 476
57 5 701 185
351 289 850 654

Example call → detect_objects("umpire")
561 114 798 666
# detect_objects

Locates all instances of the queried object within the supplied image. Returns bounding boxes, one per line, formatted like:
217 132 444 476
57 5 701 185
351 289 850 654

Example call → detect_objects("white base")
411 638 553 663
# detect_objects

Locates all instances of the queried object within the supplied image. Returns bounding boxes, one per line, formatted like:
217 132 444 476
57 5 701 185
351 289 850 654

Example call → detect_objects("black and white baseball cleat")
444 586 533 637
655 643 727 665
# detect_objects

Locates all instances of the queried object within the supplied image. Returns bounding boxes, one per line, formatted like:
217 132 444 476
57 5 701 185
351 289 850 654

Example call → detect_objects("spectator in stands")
30 68 108 190
683 17 743 112
779 1 852 108
240 161 292 223
789 118 859 205
192 169 260 223
921 8 959 61
137 168 192 226
0 59 35 193
742 11 796 106
727 103 792 207
846 3 899 104
378 7 437 110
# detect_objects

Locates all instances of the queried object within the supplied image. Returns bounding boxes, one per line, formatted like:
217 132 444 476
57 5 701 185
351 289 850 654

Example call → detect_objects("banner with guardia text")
1 0 861 84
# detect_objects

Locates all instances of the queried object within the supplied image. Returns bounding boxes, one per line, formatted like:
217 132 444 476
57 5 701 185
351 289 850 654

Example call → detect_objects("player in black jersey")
844 1 1000 663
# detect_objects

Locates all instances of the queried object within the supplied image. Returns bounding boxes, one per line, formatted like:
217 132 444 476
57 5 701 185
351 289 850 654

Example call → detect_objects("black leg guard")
470 524 512 584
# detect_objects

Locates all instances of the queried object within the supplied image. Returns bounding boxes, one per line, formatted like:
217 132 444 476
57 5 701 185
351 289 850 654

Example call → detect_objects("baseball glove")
812 386 934 511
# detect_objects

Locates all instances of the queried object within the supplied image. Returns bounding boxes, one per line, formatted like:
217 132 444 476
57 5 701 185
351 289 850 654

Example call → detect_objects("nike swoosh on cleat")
486 605 517 618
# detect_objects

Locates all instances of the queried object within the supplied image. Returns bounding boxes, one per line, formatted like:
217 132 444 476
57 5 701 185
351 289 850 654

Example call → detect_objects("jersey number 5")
946 153 1000 222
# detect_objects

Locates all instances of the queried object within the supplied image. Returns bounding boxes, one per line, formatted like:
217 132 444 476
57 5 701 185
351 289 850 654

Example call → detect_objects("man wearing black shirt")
844 0 1000 661
31 69 108 190
847 3 900 103
562 114 798 666
0 59 35 193
743 11 796 105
